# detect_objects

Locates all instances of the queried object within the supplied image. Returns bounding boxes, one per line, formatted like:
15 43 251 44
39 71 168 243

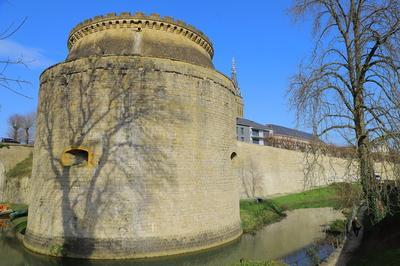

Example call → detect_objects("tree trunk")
354 89 384 223
358 143 385 223
24 128 29 144
13 127 18 141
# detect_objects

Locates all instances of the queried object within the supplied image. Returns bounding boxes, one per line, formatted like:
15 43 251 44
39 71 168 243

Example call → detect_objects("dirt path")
335 206 366 266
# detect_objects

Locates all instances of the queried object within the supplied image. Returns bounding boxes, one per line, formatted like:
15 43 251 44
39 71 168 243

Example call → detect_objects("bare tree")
7 113 23 141
0 14 30 149
21 111 35 144
0 16 31 99
288 0 400 222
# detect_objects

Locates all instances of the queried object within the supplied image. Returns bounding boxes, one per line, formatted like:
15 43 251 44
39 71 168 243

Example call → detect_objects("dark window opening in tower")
230 152 237 160
61 149 89 167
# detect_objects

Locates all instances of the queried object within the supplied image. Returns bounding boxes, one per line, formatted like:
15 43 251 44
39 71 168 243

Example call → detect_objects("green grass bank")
5 153 33 179
240 183 360 233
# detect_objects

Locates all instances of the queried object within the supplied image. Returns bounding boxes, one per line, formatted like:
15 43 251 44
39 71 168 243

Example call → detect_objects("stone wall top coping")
68 12 214 58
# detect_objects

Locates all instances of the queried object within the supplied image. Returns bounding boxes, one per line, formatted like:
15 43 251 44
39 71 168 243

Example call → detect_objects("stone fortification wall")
235 142 397 199
0 145 33 171
67 12 214 68
235 142 355 198
0 145 33 203
25 12 242 259
2 175 31 204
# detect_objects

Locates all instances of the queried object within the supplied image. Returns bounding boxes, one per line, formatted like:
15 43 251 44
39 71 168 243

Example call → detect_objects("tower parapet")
67 12 214 68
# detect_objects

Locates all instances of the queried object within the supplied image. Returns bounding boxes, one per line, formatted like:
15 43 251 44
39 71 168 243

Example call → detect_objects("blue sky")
0 0 314 137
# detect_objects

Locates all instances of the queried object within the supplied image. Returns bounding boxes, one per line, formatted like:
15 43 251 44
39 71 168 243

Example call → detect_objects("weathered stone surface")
25 13 242 259
67 13 214 68
24 222 241 259
235 142 351 198
0 145 33 203
235 142 394 199
0 145 32 172
2 175 31 204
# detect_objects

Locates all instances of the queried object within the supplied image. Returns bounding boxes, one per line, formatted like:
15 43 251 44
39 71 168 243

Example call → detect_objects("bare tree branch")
0 16 31 99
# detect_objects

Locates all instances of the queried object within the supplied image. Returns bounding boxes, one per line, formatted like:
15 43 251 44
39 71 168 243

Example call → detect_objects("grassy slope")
240 199 286 233
240 184 354 233
272 185 342 210
5 153 33 178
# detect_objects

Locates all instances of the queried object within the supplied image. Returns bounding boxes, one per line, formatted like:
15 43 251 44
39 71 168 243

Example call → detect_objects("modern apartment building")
236 118 272 145
236 118 315 145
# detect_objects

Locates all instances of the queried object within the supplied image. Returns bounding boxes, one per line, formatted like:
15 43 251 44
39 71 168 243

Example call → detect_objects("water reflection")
241 207 344 260
0 208 343 266
283 243 335 266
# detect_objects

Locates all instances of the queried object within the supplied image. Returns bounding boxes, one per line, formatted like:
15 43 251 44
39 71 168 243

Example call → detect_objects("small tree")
7 114 24 141
288 0 400 222
1 15 31 146
21 112 36 144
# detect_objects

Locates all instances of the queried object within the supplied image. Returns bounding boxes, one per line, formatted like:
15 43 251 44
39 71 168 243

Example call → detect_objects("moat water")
0 207 343 266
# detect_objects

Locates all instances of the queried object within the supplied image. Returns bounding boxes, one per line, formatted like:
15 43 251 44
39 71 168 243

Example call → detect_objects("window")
240 127 244 135
252 129 259 136
61 147 91 167
253 139 260 144
241 137 245 141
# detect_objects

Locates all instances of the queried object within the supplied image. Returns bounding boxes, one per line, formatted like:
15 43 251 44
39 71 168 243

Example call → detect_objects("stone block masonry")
24 13 243 259
0 145 33 203
235 142 395 199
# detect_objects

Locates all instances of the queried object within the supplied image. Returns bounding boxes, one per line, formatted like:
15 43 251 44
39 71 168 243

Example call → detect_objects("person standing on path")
352 217 362 237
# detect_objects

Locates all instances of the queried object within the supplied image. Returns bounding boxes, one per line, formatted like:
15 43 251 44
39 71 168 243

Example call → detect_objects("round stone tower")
24 13 242 259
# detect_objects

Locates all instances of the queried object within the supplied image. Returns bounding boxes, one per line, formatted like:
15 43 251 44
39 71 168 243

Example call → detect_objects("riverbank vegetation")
326 219 346 236
240 199 286 233
240 183 360 233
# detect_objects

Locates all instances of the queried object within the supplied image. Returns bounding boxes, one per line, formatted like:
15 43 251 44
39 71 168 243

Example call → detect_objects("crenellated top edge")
68 12 214 58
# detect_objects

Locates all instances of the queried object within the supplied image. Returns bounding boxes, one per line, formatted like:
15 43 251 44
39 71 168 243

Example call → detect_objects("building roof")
236 118 270 131
236 118 316 141
265 124 315 140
